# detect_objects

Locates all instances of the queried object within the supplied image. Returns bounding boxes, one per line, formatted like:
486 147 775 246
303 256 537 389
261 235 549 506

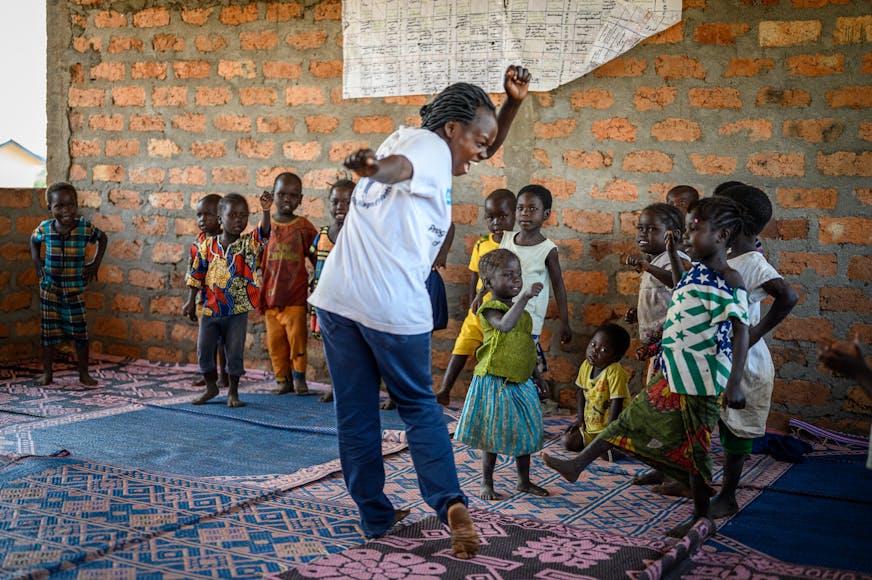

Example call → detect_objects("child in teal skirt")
454 249 550 500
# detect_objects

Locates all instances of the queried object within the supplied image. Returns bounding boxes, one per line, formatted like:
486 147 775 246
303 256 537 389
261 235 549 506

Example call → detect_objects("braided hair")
420 83 495 131
714 184 772 236
643 202 685 238
478 248 519 290
690 196 745 247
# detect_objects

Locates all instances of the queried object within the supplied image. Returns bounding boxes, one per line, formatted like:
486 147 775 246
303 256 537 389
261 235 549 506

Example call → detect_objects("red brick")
563 150 612 170
111 294 143 313
170 323 199 345
108 37 143 53
793 0 850 6
263 61 302 79
555 239 583 261
302 169 340 189
689 154 737 175
569 89 613 110
864 54 872 75
129 269 165 291
534 119 576 139
93 164 125 182
688 87 742 109
819 217 872 244
130 62 167 80
212 167 249 184
383 95 427 106
88 114 123 131
310 60 343 78
787 54 845 77
91 213 125 233
94 317 127 340
174 60 210 79
148 192 184 210
694 22 749 45
147 138 181 158
314 0 341 21
170 167 206 186
327 141 366 162
89 62 125 81
774 317 833 342
591 118 636 142
152 86 187 107
72 36 101 53
129 167 165 184
131 320 167 342
833 15 872 45
650 118 701 142
452 204 479 226
772 379 830 406
94 10 126 27
151 295 184 315
723 57 775 78
69 164 88 181
220 4 258 25
654 55 706 81
286 86 324 106
827 86 872 109
191 141 226 158
530 177 576 200
196 87 231 106
0 291 31 311
14 215 42 235
306 115 339 133
633 86 677 111
152 242 184 265
209 115 250 133
816 151 872 176
589 178 637 202
129 114 164 131
237 138 274 159
257 116 296 133
594 57 647 77
147 346 184 363
238 87 276 106
152 34 184 52
286 30 327 50
71 139 100 157
267 2 304 21
821 287 872 314
776 187 837 209
181 7 213 25
69 87 104 107
848 256 872 281
563 209 613 234
133 215 168 236
256 167 300 189
108 189 141 209
747 152 805 177
218 59 257 80
534 149 552 168
756 87 812 107
778 251 836 275
617 271 641 296
111 86 145 107
759 20 822 47
719 119 772 141
565 271 608 295
105 139 139 157
239 31 278 51
480 175 508 194
352 116 393 134
783 119 844 143
622 150 673 173
854 188 872 205
133 7 169 28
195 34 227 52
170 112 205 133
643 22 684 45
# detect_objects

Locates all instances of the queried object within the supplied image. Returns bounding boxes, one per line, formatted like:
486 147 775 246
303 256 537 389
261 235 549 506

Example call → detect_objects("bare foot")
435 388 451 407
273 382 294 395
517 482 549 497
227 394 246 408
541 452 581 483
319 391 334 403
654 480 694 499
479 483 501 501
666 516 711 539
191 377 206 387
293 376 309 395
216 375 228 389
380 398 396 410
447 503 479 559
632 470 665 486
192 386 219 405
709 493 739 519
79 372 98 386
35 373 53 386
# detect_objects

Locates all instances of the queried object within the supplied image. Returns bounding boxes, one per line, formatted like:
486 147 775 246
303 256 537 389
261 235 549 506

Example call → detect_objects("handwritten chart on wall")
342 0 681 99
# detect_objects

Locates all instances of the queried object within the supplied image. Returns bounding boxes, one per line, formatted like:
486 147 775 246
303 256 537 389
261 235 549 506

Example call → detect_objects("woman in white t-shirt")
309 66 531 560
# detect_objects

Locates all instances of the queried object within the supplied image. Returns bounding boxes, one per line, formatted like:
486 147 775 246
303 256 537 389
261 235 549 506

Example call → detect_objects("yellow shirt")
575 360 630 436
469 234 500 292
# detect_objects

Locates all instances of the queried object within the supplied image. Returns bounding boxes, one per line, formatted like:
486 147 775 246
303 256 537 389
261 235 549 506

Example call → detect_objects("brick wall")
3 0 869 433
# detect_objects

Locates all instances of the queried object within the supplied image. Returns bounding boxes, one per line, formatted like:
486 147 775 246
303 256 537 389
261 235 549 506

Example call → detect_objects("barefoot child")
309 178 355 402
187 194 227 388
30 182 107 386
261 172 318 396
500 184 573 372
709 184 798 518
454 249 550 499
562 323 631 454
436 188 516 406
544 196 751 537
184 192 272 407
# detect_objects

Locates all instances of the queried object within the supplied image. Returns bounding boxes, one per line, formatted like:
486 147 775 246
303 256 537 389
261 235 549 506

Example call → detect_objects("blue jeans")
198 312 247 376
316 308 466 537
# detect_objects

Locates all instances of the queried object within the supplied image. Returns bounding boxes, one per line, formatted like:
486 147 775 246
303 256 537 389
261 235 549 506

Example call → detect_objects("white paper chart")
342 0 681 98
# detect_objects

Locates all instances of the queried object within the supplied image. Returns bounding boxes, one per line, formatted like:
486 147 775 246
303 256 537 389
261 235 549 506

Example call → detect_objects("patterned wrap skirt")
599 371 720 489
454 373 544 456
40 285 88 346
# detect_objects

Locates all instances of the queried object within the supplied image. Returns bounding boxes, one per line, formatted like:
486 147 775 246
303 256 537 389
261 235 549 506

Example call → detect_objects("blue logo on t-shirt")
445 187 452 206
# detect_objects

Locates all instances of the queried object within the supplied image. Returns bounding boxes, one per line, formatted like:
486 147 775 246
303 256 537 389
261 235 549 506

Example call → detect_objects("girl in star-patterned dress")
543 196 751 537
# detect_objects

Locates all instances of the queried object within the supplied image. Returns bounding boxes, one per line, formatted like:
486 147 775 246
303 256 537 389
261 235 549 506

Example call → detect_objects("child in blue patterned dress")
454 249 550 500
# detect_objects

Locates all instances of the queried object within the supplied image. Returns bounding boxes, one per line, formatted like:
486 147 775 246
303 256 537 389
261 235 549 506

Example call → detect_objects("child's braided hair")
689 196 746 247
420 83 495 131
478 248 519 290
643 203 685 238
714 184 772 236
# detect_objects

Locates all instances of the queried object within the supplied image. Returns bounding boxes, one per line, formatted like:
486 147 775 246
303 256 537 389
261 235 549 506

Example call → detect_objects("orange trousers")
264 305 308 381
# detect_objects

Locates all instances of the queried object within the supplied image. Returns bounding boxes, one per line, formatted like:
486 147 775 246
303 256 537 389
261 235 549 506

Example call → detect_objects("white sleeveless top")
499 233 557 336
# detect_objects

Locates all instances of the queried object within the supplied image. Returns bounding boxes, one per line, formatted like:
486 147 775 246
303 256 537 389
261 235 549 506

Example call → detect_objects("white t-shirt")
309 127 453 335
499 233 557 336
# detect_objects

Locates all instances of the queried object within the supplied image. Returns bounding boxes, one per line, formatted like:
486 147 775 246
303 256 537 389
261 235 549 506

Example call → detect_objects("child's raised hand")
524 282 544 300
664 230 678 253
259 190 274 211
344 149 379 177
504 65 531 102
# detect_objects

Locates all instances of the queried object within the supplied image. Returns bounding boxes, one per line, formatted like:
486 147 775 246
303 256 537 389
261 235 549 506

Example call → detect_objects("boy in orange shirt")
261 172 318 395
